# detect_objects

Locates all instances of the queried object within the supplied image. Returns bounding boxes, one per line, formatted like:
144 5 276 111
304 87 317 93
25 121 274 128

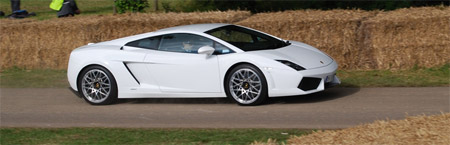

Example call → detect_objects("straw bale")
363 7 450 69
0 19 37 25
288 113 450 145
237 7 450 70
237 9 377 69
1 7 449 70
0 11 251 70
251 139 279 145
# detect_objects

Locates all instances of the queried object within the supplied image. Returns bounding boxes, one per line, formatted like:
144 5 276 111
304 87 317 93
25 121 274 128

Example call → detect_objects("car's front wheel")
78 66 117 105
225 64 268 106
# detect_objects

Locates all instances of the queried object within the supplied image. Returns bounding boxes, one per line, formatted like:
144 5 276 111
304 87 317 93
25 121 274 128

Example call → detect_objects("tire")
77 65 118 105
225 64 268 106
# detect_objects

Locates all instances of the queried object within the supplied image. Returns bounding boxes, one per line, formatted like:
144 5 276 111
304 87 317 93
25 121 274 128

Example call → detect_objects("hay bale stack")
363 7 450 69
237 10 376 69
287 113 450 144
1 7 448 70
0 11 251 70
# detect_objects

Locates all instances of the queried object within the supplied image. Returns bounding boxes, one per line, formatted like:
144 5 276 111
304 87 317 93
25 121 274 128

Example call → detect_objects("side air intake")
123 62 140 84
298 77 321 91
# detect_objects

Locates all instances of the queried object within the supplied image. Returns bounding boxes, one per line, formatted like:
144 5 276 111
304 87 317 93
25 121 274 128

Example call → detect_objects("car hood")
247 42 333 69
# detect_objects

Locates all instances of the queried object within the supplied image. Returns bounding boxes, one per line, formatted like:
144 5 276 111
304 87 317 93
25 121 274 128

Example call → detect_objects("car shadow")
118 97 234 104
117 87 360 105
265 87 360 105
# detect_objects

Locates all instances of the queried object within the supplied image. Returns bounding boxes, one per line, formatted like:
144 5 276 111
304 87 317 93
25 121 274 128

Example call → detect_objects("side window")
214 42 233 54
125 36 160 50
159 33 213 53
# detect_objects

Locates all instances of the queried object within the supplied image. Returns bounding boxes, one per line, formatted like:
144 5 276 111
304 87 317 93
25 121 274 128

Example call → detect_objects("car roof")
156 23 230 33
92 23 233 47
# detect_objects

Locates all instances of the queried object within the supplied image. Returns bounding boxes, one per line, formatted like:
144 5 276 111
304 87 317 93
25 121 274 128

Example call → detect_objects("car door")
144 33 221 93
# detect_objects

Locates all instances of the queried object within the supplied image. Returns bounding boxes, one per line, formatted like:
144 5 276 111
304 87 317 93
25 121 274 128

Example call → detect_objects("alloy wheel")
81 69 111 103
229 68 262 104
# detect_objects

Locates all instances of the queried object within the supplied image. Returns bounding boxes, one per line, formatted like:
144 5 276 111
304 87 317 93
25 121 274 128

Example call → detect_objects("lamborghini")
67 23 340 105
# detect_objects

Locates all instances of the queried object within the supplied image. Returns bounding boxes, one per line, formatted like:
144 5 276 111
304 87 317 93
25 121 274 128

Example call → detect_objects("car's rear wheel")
78 66 117 105
225 64 268 106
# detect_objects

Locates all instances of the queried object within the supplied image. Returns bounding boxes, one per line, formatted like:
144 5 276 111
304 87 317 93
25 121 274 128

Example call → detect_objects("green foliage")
160 0 216 12
161 0 174 12
114 0 149 13
159 0 448 13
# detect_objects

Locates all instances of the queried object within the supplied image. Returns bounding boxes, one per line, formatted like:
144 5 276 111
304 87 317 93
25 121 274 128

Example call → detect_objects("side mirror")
197 46 215 56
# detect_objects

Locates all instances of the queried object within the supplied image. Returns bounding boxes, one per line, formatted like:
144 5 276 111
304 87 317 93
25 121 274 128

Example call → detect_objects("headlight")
276 60 305 71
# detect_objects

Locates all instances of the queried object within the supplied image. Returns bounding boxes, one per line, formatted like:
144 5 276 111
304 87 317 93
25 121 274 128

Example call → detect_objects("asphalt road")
1 87 448 129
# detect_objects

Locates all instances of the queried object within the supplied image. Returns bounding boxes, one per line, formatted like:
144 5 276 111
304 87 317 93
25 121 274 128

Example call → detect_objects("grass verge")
0 128 310 145
1 64 448 88
0 67 68 88
338 64 449 87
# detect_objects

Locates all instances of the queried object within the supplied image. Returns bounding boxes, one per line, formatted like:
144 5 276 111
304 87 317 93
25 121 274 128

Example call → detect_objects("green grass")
0 0 114 20
0 128 310 145
0 67 68 88
0 64 448 88
338 64 449 87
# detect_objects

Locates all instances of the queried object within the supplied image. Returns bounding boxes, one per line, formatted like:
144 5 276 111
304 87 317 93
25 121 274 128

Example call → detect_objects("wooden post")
154 0 158 11
113 0 117 14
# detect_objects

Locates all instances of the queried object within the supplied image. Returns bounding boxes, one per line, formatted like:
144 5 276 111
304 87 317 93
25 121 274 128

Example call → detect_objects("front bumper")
266 61 340 97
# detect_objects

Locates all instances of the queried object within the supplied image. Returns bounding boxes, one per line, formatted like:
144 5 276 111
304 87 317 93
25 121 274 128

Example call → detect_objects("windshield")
205 25 290 51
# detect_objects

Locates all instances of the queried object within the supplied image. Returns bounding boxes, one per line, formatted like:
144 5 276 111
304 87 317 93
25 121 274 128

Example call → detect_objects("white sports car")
67 23 340 106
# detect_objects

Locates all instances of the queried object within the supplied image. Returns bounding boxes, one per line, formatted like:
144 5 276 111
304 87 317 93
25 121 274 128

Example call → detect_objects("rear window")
125 36 160 50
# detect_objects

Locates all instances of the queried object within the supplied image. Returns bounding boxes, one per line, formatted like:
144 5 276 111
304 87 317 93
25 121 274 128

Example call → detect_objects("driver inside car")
182 40 195 53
